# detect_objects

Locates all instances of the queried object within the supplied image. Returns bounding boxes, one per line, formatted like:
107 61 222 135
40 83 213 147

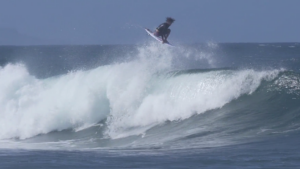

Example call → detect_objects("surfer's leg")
165 29 171 39
161 29 171 43
154 30 162 37
161 35 167 43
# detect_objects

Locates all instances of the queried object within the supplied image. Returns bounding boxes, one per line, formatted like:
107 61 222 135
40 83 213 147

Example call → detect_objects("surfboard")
145 28 174 47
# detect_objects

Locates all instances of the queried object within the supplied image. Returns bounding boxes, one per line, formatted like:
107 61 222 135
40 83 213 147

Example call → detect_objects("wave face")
0 43 300 150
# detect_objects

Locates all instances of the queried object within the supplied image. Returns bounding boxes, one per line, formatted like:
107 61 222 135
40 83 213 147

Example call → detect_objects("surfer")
154 17 175 43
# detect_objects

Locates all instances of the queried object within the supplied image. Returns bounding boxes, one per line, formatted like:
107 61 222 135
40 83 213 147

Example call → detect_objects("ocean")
0 42 300 168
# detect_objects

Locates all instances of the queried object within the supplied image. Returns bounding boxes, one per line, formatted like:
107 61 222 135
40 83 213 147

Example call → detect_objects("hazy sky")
0 0 299 45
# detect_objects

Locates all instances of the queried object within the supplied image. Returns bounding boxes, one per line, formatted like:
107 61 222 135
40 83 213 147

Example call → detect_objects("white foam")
0 64 110 139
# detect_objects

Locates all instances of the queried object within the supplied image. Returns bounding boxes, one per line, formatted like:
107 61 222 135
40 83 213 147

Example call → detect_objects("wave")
0 44 299 150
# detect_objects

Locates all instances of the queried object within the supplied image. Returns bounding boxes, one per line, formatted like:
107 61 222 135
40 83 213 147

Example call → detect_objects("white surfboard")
145 28 174 47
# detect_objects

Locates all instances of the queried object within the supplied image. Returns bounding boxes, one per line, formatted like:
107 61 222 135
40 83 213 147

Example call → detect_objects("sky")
0 0 299 45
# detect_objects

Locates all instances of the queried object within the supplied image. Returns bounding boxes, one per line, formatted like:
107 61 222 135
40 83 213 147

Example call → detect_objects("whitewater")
1 43 300 168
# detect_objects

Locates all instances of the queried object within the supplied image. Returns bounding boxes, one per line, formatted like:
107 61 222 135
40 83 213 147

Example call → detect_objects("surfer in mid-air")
154 17 175 43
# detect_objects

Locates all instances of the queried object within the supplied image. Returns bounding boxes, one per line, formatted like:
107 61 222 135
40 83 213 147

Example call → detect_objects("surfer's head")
166 17 175 25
